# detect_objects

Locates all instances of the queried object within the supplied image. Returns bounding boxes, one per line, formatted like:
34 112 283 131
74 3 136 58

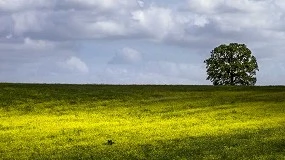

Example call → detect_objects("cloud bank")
0 0 284 85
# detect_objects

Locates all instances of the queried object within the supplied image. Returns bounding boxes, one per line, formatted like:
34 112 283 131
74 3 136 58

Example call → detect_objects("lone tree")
204 43 259 86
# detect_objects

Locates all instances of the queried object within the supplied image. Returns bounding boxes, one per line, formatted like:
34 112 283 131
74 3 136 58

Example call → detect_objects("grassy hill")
0 83 284 159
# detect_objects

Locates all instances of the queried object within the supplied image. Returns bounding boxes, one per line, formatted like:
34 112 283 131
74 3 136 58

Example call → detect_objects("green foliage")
204 43 259 86
0 84 284 159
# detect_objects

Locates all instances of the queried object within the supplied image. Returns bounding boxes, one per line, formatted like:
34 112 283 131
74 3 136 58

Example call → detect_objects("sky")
0 0 285 85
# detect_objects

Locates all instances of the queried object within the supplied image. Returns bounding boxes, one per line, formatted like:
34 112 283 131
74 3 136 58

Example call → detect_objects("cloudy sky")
0 0 285 85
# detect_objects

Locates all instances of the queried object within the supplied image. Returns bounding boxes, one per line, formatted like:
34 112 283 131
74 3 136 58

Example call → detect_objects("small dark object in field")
107 140 115 145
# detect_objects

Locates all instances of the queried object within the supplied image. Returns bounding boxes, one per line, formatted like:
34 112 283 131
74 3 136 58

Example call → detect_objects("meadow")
0 83 284 159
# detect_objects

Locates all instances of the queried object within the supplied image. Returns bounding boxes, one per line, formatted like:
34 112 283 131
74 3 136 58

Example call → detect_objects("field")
0 83 284 159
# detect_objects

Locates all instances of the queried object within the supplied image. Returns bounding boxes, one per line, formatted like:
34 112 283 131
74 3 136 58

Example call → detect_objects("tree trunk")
230 73 234 85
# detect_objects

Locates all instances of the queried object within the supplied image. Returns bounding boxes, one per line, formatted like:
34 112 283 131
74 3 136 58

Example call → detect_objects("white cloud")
64 56 89 74
0 0 202 42
0 0 138 12
109 47 142 64
187 0 268 14
187 0 223 14
0 0 53 11
23 37 55 50
12 11 46 35
0 0 284 43
62 0 137 11
192 14 209 27
131 6 179 40
0 37 56 53
137 0 144 8
5 34 12 39
187 0 284 32
87 21 127 37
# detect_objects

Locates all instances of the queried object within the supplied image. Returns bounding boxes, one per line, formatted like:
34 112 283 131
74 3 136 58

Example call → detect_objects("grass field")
0 83 284 159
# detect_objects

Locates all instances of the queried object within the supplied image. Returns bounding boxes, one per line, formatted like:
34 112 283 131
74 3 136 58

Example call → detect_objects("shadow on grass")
22 127 285 160
145 129 285 160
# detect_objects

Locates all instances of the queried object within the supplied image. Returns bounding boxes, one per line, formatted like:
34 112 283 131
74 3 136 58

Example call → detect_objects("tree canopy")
204 43 259 86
